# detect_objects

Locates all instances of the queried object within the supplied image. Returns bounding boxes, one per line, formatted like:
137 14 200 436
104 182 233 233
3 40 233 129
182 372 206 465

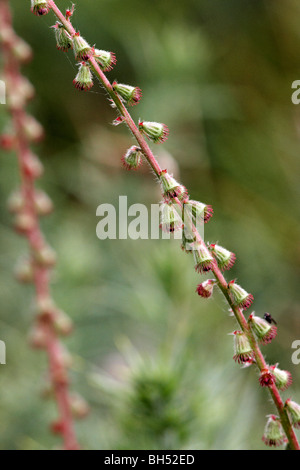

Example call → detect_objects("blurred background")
0 0 300 450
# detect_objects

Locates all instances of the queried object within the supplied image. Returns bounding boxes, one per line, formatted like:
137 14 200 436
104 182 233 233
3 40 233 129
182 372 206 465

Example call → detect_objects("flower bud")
23 152 44 179
258 368 275 387
269 365 292 391
93 49 116 72
7 190 24 214
192 242 215 274
196 279 216 298
232 330 254 365
284 399 300 428
112 81 142 106
209 243 235 270
14 256 34 284
22 115 44 143
36 297 56 322
138 120 169 143
13 212 35 235
70 394 90 419
121 146 143 170
112 116 125 126
159 170 188 200
159 201 182 233
52 22 73 52
53 310 73 336
0 134 16 150
184 200 213 224
73 32 92 61
30 0 50 17
34 244 57 268
34 190 54 216
228 280 253 310
248 313 277 344
262 415 287 447
28 324 48 349
73 62 94 91
11 37 33 63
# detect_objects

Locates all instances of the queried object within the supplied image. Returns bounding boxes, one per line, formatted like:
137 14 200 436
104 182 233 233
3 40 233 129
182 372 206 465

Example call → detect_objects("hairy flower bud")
196 279 216 298
259 368 275 387
138 120 169 143
121 146 143 170
192 242 215 274
22 115 44 142
30 0 50 17
52 22 73 52
228 280 254 310
269 365 292 391
73 32 92 61
209 243 235 270
34 244 57 268
73 62 94 91
184 200 213 225
93 49 116 72
112 81 142 106
232 330 254 365
23 152 44 179
34 190 54 216
159 201 182 233
285 399 300 428
159 170 188 200
14 256 34 284
262 415 287 447
248 313 277 344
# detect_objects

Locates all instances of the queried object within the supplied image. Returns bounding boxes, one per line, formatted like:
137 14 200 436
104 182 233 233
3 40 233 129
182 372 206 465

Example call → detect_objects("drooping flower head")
262 415 288 447
284 399 300 429
73 62 94 91
228 280 254 310
121 146 143 170
183 200 213 226
209 243 235 271
159 170 188 201
248 313 277 344
232 330 254 365
269 365 292 391
196 279 216 298
192 242 215 274
112 81 142 106
73 32 92 61
139 120 169 144
31 0 50 16
52 22 73 52
159 201 182 233
93 49 117 72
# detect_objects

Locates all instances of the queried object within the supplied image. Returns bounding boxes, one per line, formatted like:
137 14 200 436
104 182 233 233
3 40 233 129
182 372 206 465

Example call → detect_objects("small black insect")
263 312 277 325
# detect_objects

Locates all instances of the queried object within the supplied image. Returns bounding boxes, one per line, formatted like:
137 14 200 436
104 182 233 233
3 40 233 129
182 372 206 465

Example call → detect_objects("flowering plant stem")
0 0 80 450
38 0 299 449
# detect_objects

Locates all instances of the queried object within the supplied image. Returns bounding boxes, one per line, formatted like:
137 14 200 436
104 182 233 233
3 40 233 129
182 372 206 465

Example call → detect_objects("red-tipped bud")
112 81 142 106
248 313 277 344
112 116 125 126
52 22 73 52
285 399 300 428
262 415 287 447
73 33 92 61
184 200 213 224
209 243 235 270
23 152 44 179
269 365 292 391
73 62 94 91
231 330 254 365
159 201 182 233
30 0 50 16
196 279 216 298
228 280 253 310
121 146 143 170
159 169 188 200
191 242 215 274
93 49 117 72
258 368 275 387
138 120 169 143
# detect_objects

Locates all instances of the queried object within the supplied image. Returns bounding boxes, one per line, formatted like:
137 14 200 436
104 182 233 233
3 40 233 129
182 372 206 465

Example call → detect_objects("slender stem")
45 0 299 449
0 0 79 450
